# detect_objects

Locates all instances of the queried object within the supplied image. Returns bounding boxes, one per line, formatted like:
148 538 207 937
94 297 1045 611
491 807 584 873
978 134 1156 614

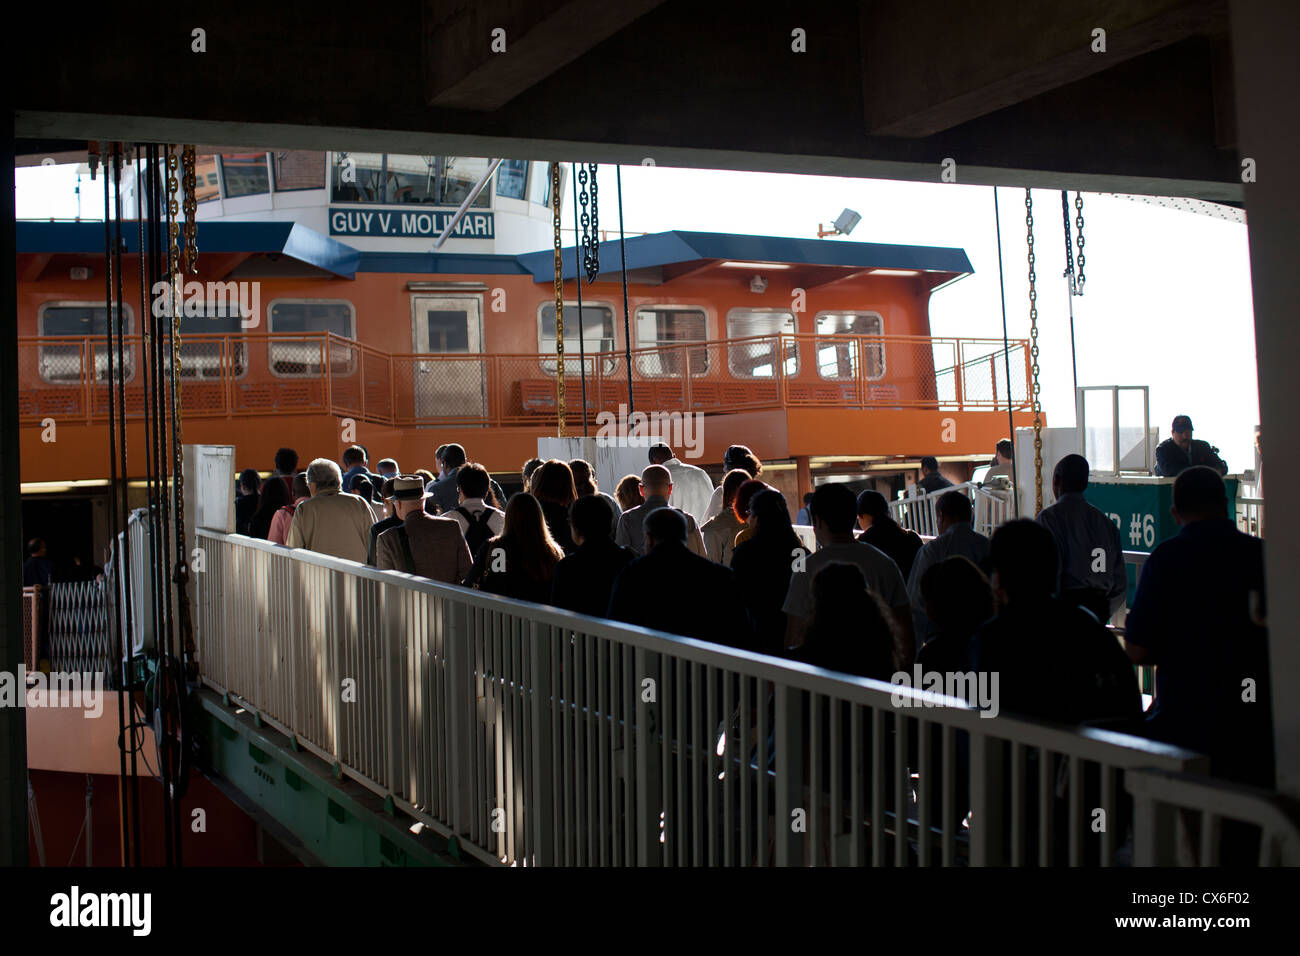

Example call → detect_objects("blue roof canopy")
516 230 974 283
17 221 361 279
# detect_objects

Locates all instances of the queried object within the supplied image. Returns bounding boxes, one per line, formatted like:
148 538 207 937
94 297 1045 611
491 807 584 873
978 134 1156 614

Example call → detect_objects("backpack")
456 506 496 556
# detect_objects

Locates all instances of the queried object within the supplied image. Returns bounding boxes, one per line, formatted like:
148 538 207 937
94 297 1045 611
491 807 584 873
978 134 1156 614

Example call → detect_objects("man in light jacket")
286 458 376 564
648 441 713 524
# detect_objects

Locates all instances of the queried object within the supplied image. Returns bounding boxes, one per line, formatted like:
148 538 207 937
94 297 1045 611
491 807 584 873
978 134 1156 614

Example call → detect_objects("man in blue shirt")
340 444 376 494
1124 466 1272 788
1036 454 1127 623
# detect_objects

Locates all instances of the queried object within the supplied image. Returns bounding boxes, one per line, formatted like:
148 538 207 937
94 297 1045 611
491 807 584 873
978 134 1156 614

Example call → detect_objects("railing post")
774 682 806 866
445 597 474 839
969 731 1008 865
528 620 555 865
634 647 662 866
954 340 965 411
382 581 406 801
1131 792 1178 865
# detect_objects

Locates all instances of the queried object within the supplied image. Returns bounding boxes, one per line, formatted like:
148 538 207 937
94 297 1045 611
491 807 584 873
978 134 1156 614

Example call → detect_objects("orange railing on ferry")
17 332 1031 428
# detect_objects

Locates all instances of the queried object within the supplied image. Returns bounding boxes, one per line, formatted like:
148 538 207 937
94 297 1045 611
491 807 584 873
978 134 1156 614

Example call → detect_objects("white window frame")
266 298 357 378
724 307 798 379
37 301 137 385
537 300 618 376
813 310 886 381
634 304 711 378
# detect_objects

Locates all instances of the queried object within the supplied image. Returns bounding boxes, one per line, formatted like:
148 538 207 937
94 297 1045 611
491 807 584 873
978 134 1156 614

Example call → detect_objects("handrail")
193 527 1264 867
1126 768 1300 865
19 331 1033 428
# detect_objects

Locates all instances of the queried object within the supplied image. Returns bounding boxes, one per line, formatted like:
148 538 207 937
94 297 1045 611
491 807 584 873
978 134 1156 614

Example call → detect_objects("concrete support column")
1230 0 1300 796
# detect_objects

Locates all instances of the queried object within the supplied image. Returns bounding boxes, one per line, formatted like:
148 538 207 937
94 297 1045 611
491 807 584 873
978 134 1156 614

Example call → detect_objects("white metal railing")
890 482 1014 538
1127 769 1300 865
195 530 1300 866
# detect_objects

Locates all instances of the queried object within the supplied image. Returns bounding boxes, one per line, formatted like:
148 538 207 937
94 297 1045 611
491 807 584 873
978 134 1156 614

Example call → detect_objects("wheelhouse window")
635 307 709 377
539 302 616 375
219 153 270 198
815 311 884 380
267 300 356 377
331 152 385 203
527 161 552 207
496 160 528 200
726 309 796 378
331 154 493 206
38 303 135 384
272 150 326 192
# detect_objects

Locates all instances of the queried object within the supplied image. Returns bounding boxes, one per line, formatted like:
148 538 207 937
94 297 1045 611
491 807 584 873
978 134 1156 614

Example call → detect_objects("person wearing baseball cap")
1155 414 1228 477
374 476 472 584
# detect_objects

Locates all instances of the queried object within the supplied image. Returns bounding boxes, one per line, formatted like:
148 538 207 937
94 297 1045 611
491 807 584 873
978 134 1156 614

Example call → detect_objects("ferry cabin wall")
18 264 934 356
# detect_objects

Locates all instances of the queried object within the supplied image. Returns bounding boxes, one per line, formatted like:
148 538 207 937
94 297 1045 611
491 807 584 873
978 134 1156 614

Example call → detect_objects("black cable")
110 145 142 865
571 163 588 437
102 147 133 868
993 187 1021 519
616 166 633 416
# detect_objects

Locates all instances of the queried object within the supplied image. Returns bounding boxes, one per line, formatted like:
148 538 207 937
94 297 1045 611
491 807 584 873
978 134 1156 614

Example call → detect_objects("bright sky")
16 162 1260 470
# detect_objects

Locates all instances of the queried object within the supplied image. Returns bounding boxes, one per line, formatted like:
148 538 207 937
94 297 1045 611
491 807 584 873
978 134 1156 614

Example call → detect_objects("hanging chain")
578 164 591 278
579 159 598 280
1074 191 1085 295
1026 188 1044 514
552 163 566 437
1061 190 1077 295
181 145 198 274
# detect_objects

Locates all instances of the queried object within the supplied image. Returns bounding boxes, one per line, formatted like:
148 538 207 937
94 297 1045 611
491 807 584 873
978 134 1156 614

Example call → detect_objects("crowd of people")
232 432 1270 791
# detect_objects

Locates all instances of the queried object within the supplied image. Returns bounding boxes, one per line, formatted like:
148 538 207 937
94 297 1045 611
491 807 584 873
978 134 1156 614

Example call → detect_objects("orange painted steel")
19 331 1031 430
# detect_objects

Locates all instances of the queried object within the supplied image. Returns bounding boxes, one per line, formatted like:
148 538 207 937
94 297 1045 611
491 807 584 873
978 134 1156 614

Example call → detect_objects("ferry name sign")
329 208 495 239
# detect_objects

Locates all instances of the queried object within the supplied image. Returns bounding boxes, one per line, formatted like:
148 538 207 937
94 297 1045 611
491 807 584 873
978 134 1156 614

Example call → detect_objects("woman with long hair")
614 474 644 512
268 472 310 545
856 489 924 580
729 489 809 656
532 459 578 554
462 492 565 603
249 472 291 540
700 468 750 566
731 478 771 549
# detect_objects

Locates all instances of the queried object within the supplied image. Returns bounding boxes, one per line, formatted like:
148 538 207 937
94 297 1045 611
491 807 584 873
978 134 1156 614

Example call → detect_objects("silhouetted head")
989 519 1058 605
1173 465 1228 524
274 447 299 475
644 505 687 550
936 490 973 533
809 483 857 540
647 442 673 465
1053 454 1090 497
569 459 597 497
569 494 615 546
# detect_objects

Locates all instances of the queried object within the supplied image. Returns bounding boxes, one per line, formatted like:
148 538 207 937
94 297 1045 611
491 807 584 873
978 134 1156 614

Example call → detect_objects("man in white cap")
376 476 472 584
286 458 377 563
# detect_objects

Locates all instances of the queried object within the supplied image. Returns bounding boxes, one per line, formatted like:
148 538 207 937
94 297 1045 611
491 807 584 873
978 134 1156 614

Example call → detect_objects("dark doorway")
21 496 97 582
